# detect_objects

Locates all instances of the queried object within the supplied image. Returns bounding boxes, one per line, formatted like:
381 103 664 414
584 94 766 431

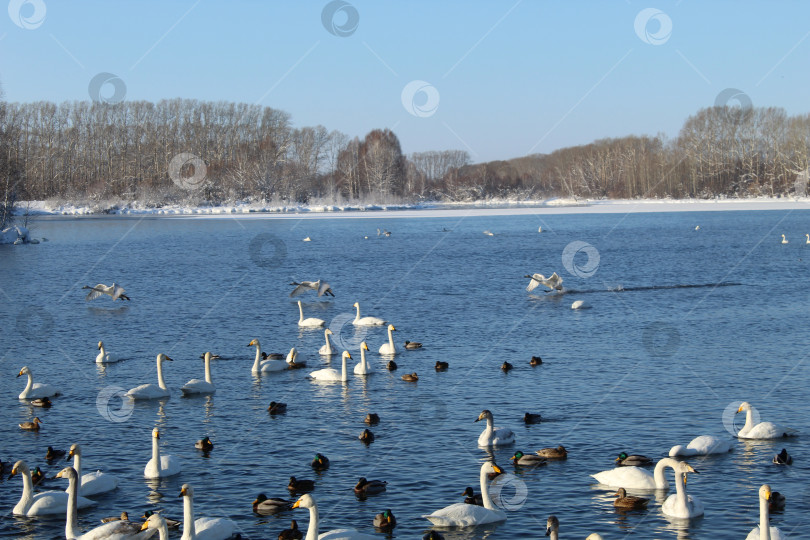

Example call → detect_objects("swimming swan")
248 339 286 373
378 325 397 355
179 484 237 540
669 435 733 456
736 402 796 439
354 342 373 375
781 234 788 244
140 514 171 540
17 366 59 400
352 302 386 326
144 428 181 478
591 457 677 490
126 353 172 400
423 461 507 527
309 351 351 382
525 272 563 292
95 341 119 364
10 460 95 516
746 484 784 540
181 352 217 395
298 301 325 327
475 409 515 447
66 444 118 497
293 493 377 539
319 329 335 356
661 460 703 518
82 283 130 301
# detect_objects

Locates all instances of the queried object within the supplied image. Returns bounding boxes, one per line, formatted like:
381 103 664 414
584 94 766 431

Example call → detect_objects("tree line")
1 95 809 228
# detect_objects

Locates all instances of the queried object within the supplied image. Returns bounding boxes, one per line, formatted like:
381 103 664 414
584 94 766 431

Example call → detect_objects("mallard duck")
373 509 396 531
423 532 445 540
19 417 42 431
536 445 567 459
401 372 419 382
0 459 13 474
101 511 129 523
614 488 649 509
288 477 315 493
278 519 303 539
45 446 65 460
524 412 542 424
253 493 293 514
387 360 397 371
141 510 181 529
268 401 288 414
510 451 547 466
461 487 483 506
501 361 513 372
404 341 422 349
195 437 213 452
311 453 329 471
364 413 380 425
530 356 542 366
359 429 375 444
773 448 792 465
616 452 653 466
199 353 221 359
769 491 786 512
31 467 45 485
261 351 285 360
435 361 449 371
31 397 52 408
354 477 387 495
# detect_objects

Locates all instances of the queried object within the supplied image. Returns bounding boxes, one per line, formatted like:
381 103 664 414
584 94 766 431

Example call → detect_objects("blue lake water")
0 209 808 539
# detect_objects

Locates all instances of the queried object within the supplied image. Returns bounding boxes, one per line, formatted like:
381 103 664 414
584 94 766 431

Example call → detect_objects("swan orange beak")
140 522 149 531
292 499 301 509
737 405 744 413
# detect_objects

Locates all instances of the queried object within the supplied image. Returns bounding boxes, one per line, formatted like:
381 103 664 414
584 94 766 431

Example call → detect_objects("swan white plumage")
669 435 733 457
378 324 397 355
298 301 325 327
571 300 586 309
17 366 59 399
10 460 95 516
475 409 515 447
126 354 172 400
746 484 784 540
309 351 351 382
58 466 149 540
290 280 334 298
736 402 796 439
806 233 810 244
95 341 119 364
82 282 130 301
319 329 335 356
423 461 507 526
181 352 216 395
248 339 286 372
661 460 704 518
353 342 373 375
352 302 386 326
179 484 237 540
525 272 563 292
66 444 119 497
781 234 788 244
591 457 675 490
144 428 181 478
293 493 377 539
140 514 170 540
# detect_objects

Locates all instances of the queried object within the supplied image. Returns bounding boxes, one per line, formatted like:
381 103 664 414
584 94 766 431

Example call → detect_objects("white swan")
248 339 286 372
144 428 181 478
423 461 507 526
95 341 119 364
66 444 118 497
669 435 733 457
746 484 784 540
126 354 172 400
378 324 397 355
781 234 788 244
82 282 130 301
525 272 563 292
352 302 386 326
181 352 216 395
290 280 334 298
298 301 325 327
475 409 515 447
17 366 59 399
806 233 810 245
591 457 676 490
58 466 148 540
319 329 335 356
10 460 95 516
179 484 237 540
737 402 796 439
661 460 704 518
140 514 170 540
293 493 377 539
309 351 351 382
353 342 373 375
571 300 586 309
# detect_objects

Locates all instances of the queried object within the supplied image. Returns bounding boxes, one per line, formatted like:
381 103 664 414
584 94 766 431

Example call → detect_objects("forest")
1 92 809 228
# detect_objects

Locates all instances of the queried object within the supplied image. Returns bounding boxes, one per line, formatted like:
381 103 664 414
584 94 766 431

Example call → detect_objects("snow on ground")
0 225 31 244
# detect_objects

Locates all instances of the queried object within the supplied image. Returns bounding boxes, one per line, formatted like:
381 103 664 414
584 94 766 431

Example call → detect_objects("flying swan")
525 272 563 292
290 280 335 298
82 283 130 301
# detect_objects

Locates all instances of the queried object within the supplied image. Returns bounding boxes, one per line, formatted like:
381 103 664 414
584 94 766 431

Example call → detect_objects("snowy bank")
0 225 32 244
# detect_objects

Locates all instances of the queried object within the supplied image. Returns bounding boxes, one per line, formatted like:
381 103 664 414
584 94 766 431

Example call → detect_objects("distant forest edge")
1 97 810 227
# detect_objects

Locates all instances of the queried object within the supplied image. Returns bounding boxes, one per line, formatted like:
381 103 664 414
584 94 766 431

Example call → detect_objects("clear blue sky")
2 0 809 163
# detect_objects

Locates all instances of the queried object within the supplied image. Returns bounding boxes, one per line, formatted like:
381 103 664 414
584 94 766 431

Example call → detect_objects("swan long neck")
15 465 34 515
341 355 348 382
182 492 195 540
387 327 394 347
203 355 212 384
157 357 167 390
152 435 161 469
71 451 82 486
24 372 34 394
99 343 107 356
360 348 367 370
156 521 170 540
252 342 261 371
653 458 673 488
323 330 331 351
298 303 305 323
760 493 770 540
480 466 496 510
354 304 361 321
549 530 559 540
744 407 755 433
305 504 319 540
673 471 688 511
65 470 81 539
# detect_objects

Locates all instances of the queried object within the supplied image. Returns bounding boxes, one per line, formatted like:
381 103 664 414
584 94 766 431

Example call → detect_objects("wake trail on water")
538 282 743 296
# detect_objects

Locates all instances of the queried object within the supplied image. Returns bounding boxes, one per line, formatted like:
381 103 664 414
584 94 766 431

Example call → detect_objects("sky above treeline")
2 1 809 163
